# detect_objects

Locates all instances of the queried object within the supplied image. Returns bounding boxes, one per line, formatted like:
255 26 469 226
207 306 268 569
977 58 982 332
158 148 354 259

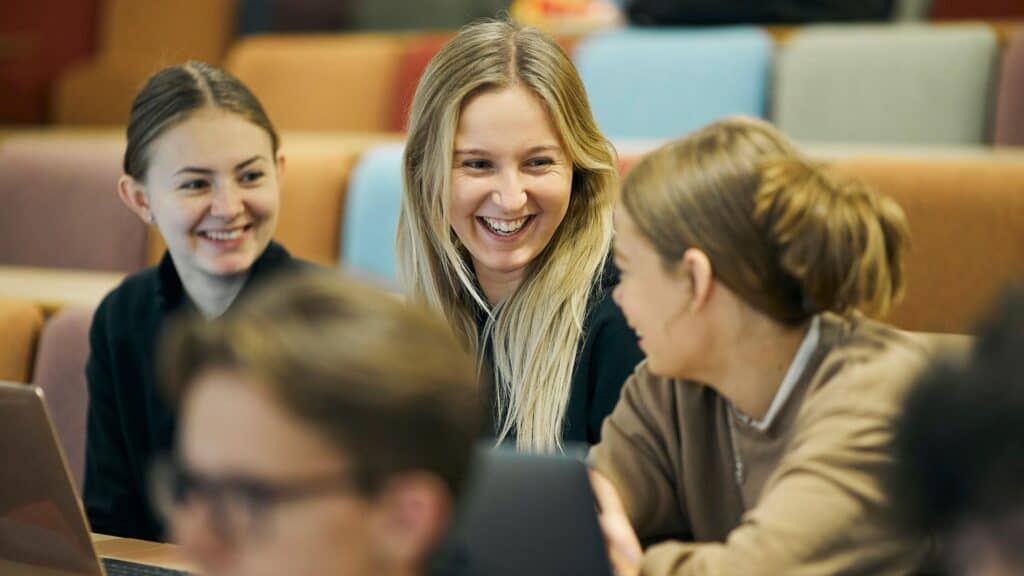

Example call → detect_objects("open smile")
476 215 535 239
197 223 254 243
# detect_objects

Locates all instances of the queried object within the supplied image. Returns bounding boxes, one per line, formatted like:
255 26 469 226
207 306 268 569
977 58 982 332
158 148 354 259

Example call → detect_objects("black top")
479 260 645 447
83 242 311 542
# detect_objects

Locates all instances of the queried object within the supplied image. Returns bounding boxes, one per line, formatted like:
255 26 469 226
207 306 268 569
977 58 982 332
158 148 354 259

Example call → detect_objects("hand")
590 470 643 576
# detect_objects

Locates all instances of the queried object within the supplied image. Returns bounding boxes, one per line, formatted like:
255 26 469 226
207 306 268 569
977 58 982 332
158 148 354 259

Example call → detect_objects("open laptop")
0 381 189 576
436 447 616 576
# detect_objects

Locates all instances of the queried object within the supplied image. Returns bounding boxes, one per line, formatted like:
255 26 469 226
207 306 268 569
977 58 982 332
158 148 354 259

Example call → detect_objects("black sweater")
480 261 645 447
83 242 310 541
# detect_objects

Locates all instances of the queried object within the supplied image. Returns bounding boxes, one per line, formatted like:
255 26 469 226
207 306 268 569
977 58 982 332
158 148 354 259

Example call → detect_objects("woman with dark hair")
83 61 311 541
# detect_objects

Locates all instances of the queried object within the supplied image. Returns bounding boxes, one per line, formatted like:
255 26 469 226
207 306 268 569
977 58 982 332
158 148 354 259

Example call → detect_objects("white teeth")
203 229 243 241
480 216 530 236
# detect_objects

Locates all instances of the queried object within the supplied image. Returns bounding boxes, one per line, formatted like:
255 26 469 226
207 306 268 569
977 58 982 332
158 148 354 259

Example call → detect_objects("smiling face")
612 206 707 379
448 84 572 302
125 107 281 280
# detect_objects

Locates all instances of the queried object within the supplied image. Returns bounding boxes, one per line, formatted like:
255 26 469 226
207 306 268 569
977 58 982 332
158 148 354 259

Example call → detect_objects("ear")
679 248 713 311
370 472 452 570
274 152 287 187
118 175 154 225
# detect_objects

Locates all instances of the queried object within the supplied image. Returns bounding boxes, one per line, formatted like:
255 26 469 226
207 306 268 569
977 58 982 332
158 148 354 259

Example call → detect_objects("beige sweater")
589 314 943 576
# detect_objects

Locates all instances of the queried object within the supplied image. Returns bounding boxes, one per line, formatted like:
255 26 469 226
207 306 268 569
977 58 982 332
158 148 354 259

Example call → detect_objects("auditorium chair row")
0 129 1022 335
39 21 1024 147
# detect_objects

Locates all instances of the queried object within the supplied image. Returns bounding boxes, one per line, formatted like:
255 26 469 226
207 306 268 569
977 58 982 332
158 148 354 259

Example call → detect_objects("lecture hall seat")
574 27 772 140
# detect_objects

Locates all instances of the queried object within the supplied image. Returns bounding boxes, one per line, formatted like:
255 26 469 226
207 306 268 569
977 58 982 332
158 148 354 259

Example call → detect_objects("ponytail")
754 158 909 318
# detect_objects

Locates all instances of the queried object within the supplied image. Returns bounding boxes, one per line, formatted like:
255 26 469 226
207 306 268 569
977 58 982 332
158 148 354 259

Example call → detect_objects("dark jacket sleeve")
82 296 152 539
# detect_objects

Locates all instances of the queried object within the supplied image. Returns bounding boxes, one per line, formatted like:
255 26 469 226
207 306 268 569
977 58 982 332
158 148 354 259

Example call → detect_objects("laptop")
436 447 616 576
0 381 188 576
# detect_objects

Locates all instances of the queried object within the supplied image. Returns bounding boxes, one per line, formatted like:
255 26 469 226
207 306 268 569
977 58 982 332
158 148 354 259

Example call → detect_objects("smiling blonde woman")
397 20 643 453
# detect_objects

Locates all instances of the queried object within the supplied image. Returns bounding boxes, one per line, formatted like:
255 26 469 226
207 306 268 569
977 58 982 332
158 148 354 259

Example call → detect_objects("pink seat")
32 306 95 490
995 29 1024 147
0 136 148 272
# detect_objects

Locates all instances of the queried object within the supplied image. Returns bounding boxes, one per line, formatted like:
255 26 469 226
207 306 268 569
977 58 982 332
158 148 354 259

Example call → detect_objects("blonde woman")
590 118 935 575
398 20 643 452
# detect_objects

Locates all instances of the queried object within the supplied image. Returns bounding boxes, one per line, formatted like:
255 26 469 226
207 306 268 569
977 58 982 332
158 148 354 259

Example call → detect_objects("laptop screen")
0 381 102 576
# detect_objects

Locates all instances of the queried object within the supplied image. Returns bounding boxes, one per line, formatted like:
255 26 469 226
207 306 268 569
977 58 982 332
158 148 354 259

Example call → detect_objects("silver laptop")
0 381 187 576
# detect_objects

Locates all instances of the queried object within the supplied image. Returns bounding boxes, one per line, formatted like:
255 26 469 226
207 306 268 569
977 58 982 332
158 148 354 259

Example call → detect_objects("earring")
144 213 154 224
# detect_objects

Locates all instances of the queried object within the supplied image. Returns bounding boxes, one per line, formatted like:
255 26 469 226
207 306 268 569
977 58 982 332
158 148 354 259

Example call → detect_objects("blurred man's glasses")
149 455 361 544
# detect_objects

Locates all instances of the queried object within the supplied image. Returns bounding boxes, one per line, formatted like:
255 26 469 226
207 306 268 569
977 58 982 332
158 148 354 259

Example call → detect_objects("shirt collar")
733 315 822 432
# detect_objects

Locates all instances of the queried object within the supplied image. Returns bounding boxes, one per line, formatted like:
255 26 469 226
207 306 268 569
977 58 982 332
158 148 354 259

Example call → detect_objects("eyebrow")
173 155 265 177
453 145 562 157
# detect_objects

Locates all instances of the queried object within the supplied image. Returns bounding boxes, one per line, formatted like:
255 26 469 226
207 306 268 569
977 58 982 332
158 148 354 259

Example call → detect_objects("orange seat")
51 0 236 126
833 156 1024 334
225 35 407 132
0 299 44 383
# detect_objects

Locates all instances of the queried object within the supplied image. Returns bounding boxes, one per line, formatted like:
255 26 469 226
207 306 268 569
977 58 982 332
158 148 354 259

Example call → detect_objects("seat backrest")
775 25 998 146
994 28 1024 147
0 299 44 383
100 0 236 63
225 35 406 132
833 155 1024 334
0 136 148 272
574 27 772 140
340 144 405 284
32 306 94 490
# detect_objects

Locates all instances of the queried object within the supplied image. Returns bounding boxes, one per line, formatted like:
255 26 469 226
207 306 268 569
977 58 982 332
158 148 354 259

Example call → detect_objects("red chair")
930 0 1024 20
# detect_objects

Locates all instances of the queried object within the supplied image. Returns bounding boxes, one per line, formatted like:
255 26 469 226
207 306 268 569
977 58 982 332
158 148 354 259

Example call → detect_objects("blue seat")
340 144 405 285
573 27 772 140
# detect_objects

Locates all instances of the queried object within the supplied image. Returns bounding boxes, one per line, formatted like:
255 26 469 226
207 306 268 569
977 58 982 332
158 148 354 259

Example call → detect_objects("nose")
209 182 245 220
491 169 528 214
173 498 234 572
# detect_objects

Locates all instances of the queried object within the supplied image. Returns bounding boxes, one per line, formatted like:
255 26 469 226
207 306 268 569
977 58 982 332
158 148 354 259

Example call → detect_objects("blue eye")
525 157 554 169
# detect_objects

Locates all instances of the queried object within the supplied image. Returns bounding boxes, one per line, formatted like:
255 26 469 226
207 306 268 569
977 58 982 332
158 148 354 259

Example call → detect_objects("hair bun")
753 157 910 318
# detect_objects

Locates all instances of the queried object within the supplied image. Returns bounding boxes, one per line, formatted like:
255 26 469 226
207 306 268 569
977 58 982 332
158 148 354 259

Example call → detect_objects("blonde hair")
161 274 481 497
622 117 909 323
397 20 616 452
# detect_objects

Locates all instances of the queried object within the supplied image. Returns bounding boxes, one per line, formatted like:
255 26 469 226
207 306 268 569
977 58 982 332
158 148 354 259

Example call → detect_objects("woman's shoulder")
801 313 936 421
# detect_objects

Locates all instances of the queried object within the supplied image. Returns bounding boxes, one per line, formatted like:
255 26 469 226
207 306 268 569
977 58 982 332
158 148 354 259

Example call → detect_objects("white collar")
733 315 821 432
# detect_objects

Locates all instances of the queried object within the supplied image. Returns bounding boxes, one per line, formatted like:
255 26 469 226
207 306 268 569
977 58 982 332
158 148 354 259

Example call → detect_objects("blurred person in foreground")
154 274 481 576
894 286 1024 576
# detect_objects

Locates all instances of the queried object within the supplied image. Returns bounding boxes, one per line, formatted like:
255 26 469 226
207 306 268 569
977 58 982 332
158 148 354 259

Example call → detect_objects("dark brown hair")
124 61 279 181
622 117 910 324
160 273 482 497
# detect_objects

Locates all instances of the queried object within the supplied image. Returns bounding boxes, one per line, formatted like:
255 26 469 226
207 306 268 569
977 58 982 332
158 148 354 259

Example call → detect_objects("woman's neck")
475 265 526 307
177 266 249 318
705 315 812 421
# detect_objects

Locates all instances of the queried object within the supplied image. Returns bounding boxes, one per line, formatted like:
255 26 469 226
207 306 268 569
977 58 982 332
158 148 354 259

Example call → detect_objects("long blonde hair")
397 20 616 452
622 117 909 323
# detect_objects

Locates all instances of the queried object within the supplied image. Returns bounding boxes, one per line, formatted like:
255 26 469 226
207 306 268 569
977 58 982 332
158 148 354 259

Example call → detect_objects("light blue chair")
340 144 405 285
573 27 772 140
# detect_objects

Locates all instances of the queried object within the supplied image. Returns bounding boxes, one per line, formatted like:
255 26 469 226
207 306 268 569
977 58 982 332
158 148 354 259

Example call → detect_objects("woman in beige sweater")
589 117 933 575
